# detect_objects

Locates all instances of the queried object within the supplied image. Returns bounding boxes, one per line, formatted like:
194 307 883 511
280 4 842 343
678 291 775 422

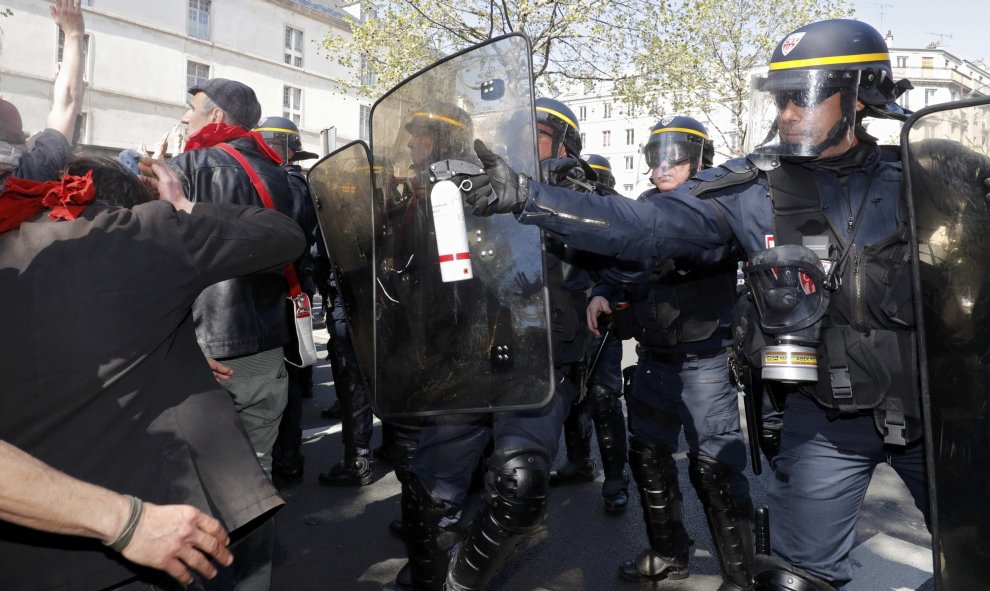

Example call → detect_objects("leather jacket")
169 136 303 358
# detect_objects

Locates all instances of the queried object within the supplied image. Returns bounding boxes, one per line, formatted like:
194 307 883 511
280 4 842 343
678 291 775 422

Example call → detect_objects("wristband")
104 494 144 553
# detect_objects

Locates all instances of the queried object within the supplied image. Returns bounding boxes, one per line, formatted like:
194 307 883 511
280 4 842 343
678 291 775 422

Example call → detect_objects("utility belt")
636 346 726 364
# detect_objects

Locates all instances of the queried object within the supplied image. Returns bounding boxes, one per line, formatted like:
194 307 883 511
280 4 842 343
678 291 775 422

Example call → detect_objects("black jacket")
170 136 304 358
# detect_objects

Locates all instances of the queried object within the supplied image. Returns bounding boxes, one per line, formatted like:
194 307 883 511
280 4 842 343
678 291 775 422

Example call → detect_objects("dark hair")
63 155 154 209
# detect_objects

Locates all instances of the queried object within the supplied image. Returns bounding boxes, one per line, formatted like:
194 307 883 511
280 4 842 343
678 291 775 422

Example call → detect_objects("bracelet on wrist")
104 494 144 553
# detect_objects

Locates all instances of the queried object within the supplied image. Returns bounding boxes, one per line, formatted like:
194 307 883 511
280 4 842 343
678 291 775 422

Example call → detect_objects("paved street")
270 329 934 591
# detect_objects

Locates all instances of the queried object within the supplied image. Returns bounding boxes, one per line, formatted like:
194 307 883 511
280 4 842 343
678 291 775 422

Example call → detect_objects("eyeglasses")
772 87 842 109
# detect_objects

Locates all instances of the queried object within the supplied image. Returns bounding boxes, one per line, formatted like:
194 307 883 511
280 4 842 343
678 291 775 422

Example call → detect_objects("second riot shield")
307 141 376 389
904 96 990 590
370 34 552 418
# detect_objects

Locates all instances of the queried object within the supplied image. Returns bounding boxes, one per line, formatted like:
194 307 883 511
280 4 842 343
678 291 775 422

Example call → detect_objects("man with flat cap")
169 78 303 591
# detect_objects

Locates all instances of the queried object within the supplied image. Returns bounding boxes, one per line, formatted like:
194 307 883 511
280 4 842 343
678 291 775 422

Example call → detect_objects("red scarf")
0 171 96 234
184 122 283 163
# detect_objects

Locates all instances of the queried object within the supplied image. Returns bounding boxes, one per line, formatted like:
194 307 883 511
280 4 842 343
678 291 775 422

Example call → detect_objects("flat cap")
188 78 262 130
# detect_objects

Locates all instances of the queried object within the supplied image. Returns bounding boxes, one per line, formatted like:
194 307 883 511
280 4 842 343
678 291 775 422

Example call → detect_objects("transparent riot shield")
904 96 990 590
370 33 552 418
307 141 376 389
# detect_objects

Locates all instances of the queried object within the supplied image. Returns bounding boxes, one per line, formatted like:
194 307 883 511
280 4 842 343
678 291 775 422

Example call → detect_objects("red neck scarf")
0 171 96 234
184 122 283 163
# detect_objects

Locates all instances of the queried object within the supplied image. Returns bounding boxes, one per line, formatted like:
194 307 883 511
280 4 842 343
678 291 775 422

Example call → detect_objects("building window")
284 26 303 68
603 103 612 119
602 130 611 147
186 60 210 91
578 106 587 121
579 132 586 147
896 56 907 68
56 30 91 81
625 128 634 145
925 88 938 106
623 184 633 193
188 0 211 40
921 56 934 69
283 85 302 126
899 89 910 110
359 54 374 86
624 156 634 170
359 105 371 142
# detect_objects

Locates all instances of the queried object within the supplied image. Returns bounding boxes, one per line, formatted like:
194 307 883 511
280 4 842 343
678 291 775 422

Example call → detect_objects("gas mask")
743 245 830 383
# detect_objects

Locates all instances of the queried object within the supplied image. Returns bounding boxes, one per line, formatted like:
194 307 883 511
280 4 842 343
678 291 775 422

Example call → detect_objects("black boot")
619 439 691 582
587 384 629 513
549 406 595 485
689 454 755 591
446 450 549 591
318 448 373 486
399 477 458 591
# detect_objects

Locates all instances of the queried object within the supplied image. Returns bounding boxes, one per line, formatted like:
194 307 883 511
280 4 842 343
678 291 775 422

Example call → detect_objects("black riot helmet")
535 97 582 158
403 102 474 168
748 19 911 159
642 116 713 176
583 153 615 188
254 116 318 163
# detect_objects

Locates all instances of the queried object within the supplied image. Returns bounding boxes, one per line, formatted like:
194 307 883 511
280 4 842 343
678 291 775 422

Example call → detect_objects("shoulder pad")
877 144 901 162
685 157 758 197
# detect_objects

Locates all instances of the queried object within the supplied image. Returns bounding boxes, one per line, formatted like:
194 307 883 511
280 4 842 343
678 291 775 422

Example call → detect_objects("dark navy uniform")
512 142 926 586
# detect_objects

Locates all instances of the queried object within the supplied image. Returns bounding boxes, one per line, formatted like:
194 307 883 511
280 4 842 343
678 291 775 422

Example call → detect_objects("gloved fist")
540 157 591 191
463 139 530 216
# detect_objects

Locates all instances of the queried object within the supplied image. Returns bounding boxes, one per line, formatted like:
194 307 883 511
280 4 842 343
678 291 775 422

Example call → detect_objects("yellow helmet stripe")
254 127 300 135
536 106 579 134
651 127 708 140
588 163 611 172
411 112 468 129
769 52 889 71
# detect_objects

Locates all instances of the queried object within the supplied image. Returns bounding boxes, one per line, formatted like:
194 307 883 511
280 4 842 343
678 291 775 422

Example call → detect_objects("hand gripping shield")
903 95 990 590
369 34 553 418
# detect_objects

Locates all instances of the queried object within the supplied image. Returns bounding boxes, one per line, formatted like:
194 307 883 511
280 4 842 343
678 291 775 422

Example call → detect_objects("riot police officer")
586 117 756 589
254 116 325 483
583 153 616 189
392 98 589 591
463 19 922 590
550 151 631 514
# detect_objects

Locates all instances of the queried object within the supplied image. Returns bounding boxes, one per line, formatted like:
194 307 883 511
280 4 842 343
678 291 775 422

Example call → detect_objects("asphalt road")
270 330 934 591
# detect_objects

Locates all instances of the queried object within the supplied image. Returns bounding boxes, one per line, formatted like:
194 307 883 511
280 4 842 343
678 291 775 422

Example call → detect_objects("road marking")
846 533 933 591
302 417 382 442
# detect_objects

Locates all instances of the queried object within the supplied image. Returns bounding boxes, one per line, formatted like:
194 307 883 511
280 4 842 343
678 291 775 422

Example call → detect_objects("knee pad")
752 555 837 591
488 448 549 532
587 384 621 418
688 454 742 511
628 438 676 487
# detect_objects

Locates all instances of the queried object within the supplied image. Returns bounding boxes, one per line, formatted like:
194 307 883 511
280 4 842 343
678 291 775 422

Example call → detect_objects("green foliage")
321 0 853 158
320 0 671 98
614 0 853 156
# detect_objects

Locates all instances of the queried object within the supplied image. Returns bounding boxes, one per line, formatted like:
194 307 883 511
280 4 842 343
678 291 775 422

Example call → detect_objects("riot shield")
904 96 990 590
307 141 376 390
370 33 552 418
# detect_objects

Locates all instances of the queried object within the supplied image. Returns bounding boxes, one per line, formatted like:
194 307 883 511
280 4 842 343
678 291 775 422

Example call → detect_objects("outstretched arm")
47 0 86 141
0 440 233 585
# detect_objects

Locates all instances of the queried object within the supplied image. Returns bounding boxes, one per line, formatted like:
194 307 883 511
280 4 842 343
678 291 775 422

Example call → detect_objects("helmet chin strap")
779 114 851 160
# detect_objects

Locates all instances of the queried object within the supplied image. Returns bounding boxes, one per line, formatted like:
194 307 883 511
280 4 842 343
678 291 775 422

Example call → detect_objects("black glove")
463 139 530 216
539 157 592 191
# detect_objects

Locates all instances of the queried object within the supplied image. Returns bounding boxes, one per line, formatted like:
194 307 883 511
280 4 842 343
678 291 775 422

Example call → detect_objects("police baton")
728 350 763 476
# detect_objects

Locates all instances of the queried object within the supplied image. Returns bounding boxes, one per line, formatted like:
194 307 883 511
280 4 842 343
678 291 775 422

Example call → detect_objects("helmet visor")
746 69 860 158
643 132 704 172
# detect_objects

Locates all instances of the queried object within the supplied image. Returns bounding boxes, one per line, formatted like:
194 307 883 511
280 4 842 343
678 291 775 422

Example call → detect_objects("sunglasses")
772 87 842 109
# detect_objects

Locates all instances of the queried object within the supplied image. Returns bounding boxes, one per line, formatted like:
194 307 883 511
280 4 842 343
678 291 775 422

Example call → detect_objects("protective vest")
631 259 737 351
545 237 592 365
716 151 920 445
